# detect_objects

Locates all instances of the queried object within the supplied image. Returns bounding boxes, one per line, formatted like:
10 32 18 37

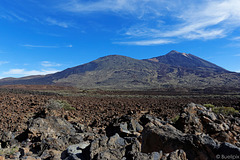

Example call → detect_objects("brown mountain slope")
0 51 239 90
144 50 227 72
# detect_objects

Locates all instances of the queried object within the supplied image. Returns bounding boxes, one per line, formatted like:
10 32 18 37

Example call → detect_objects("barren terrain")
0 85 240 159
0 85 239 134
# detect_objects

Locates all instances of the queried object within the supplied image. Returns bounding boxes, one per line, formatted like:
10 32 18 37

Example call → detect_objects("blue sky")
1 0 240 78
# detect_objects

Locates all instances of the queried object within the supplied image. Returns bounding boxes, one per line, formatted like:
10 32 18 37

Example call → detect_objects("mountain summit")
0 51 239 90
145 50 227 72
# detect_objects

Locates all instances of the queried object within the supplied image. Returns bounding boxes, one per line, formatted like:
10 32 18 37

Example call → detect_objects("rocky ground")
0 86 240 159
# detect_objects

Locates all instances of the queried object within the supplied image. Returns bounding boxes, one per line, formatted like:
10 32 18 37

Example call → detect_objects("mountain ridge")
144 50 228 72
0 50 239 90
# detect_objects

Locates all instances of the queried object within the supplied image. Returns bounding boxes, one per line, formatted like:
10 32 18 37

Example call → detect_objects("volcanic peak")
167 50 189 57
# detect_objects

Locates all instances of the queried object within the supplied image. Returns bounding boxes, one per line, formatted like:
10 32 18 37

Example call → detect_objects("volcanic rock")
0 102 240 160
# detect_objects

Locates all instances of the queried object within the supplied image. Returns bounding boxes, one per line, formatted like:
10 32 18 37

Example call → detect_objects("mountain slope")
0 51 239 90
145 50 227 72
51 55 173 88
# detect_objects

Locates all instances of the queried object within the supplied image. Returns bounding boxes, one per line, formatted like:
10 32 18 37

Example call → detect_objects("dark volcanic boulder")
142 121 219 160
218 142 240 157
27 116 77 154
174 103 204 134
142 112 240 160
174 103 240 145
90 133 128 160
1 102 239 160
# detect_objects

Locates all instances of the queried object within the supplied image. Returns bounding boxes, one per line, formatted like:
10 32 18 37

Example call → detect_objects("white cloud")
0 10 27 22
116 39 174 46
59 0 170 20
22 44 73 48
173 0 240 39
181 29 226 40
124 0 240 40
232 37 240 40
10 12 27 22
60 0 138 13
0 61 9 65
41 61 61 67
2 0 240 43
22 44 58 48
3 69 59 76
46 17 70 28
58 0 240 42
234 54 240 56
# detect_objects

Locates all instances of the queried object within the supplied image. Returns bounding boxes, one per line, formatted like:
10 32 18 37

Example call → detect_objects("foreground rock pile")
0 103 240 160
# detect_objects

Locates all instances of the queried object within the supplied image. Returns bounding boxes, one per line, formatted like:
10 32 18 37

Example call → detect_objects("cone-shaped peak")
166 50 190 57
145 50 227 71
167 50 181 54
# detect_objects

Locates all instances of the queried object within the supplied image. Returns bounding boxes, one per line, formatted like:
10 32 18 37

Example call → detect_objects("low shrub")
171 115 180 123
0 146 19 156
212 107 239 115
203 104 215 108
204 104 239 115
46 99 75 110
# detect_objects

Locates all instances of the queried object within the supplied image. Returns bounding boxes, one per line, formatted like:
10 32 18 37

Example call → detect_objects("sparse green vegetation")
204 104 215 108
204 104 239 115
212 107 239 115
171 115 180 123
46 99 76 110
0 146 19 156
61 100 76 110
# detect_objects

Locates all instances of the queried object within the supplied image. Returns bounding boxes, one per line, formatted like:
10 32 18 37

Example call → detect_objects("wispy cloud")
58 0 240 43
232 36 240 40
9 12 27 22
115 39 174 46
22 44 73 48
59 0 170 20
60 0 138 14
46 17 70 28
41 61 61 67
169 0 240 39
0 10 27 22
3 69 59 76
0 61 9 65
234 54 240 56
124 0 240 40
22 44 58 48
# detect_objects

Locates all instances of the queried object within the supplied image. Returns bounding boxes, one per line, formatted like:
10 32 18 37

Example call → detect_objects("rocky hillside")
145 50 227 72
0 51 240 90
0 103 240 159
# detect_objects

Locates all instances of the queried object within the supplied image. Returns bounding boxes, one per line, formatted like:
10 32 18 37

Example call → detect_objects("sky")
1 0 240 78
